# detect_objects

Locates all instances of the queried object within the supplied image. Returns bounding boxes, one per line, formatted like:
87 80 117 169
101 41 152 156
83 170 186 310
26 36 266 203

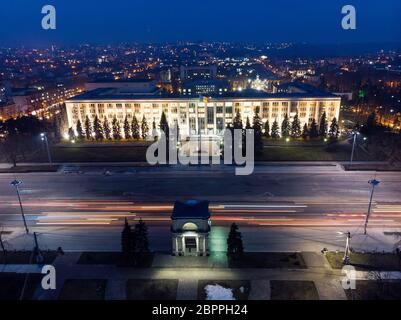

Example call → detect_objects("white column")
173 236 178 255
195 236 199 256
213 104 217 135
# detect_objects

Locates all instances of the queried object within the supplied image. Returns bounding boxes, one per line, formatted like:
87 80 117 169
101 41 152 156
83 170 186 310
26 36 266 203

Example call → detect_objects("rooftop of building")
67 86 339 102
171 200 210 220
182 79 229 87
277 81 328 94
88 78 156 84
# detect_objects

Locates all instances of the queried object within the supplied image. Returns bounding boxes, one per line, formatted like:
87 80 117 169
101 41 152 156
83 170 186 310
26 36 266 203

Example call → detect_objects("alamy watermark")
342 5 356 30
341 265 357 290
41 5 56 30
146 128 255 176
41 265 56 290
41 4 356 31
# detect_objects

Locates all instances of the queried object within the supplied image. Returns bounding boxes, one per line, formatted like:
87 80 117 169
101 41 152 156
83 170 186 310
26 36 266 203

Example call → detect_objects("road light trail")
3 198 401 228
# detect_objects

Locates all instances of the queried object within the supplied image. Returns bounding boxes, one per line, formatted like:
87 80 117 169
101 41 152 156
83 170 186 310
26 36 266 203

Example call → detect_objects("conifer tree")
302 123 309 140
133 219 149 254
291 114 302 138
319 111 328 137
112 116 122 140
159 111 169 137
84 115 93 140
123 116 131 140
281 113 290 138
245 116 251 129
329 117 339 140
252 108 263 155
309 118 319 138
76 119 84 141
271 119 280 139
227 223 244 258
131 115 140 140
141 115 149 140
93 115 104 140
68 127 75 141
103 117 111 140
233 109 243 130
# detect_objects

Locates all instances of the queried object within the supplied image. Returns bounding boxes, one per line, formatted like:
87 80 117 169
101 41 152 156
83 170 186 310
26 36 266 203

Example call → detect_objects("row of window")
75 100 339 110
72 108 338 122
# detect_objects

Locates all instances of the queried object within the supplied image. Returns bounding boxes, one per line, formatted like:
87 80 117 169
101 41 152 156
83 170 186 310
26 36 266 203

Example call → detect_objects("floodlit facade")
171 200 211 257
65 86 341 139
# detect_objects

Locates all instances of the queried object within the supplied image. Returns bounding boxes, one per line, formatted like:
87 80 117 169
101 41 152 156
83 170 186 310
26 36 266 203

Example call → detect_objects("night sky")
0 0 400 46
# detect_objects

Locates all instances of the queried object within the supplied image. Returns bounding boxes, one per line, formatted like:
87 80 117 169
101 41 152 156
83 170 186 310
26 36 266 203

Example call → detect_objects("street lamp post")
350 131 359 166
10 180 29 234
40 133 52 164
343 231 351 265
364 179 380 235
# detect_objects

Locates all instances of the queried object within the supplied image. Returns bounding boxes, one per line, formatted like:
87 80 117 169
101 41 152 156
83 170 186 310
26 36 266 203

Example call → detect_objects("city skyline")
1 0 401 46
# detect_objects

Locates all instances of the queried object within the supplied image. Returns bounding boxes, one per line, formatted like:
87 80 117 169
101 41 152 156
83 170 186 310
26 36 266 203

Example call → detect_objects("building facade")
179 80 229 96
65 87 341 139
0 102 18 120
171 200 210 257
8 84 84 120
180 65 217 81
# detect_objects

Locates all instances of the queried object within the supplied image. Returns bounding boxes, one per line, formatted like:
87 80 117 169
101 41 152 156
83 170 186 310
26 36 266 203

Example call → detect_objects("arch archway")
182 222 198 231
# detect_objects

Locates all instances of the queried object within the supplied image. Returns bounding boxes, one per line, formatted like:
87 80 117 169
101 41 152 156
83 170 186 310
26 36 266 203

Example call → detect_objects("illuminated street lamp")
40 133 52 164
338 231 352 265
10 180 29 234
364 179 380 235
350 131 360 166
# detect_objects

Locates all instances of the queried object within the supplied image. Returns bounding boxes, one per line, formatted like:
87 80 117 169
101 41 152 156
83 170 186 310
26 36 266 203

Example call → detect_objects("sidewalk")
1 252 400 300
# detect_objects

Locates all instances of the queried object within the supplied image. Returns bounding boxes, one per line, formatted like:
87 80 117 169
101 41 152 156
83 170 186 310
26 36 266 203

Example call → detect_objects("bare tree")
0 134 21 167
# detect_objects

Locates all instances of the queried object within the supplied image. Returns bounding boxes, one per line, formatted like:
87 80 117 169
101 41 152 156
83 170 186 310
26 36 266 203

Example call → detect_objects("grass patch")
198 280 251 300
58 279 107 300
0 273 42 300
126 279 178 300
77 252 154 267
325 252 401 271
345 280 401 300
270 280 319 300
343 163 401 171
0 250 58 264
49 145 147 162
229 252 306 269
256 144 371 161
0 165 59 173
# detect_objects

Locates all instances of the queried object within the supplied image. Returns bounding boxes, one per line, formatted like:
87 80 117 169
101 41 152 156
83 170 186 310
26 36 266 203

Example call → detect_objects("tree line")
226 107 340 155
0 116 51 166
121 218 150 265
359 111 401 164
69 114 150 141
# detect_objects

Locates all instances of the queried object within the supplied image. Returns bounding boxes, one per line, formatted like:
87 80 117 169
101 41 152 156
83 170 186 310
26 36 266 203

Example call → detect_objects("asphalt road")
1 164 401 251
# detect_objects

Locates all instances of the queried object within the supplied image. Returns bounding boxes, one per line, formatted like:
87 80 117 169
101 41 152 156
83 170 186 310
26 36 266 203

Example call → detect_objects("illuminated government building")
65 80 341 139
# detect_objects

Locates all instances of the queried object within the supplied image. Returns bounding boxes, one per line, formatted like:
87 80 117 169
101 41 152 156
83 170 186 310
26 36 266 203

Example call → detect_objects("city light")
0 5 400 305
